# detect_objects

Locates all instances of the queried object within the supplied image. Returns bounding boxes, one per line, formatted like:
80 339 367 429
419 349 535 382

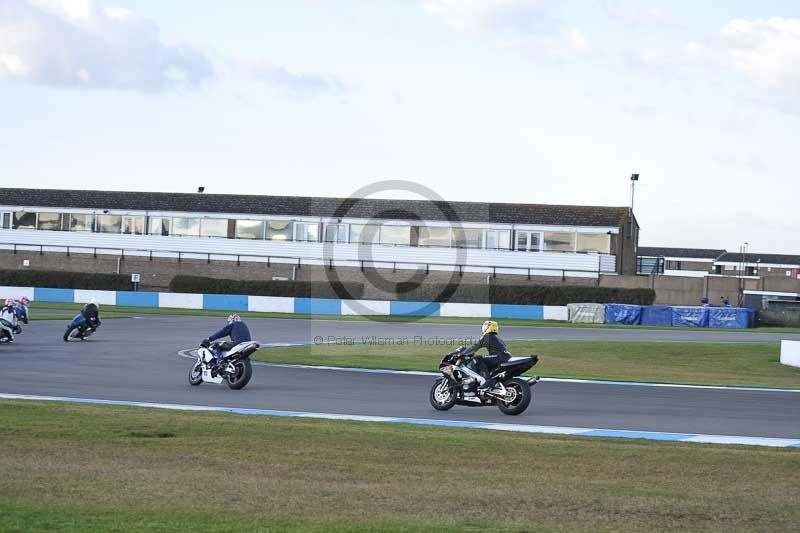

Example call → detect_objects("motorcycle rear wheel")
496 378 531 416
225 359 253 390
429 378 457 411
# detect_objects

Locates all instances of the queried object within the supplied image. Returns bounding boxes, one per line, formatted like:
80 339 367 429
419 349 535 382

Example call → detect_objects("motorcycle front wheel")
188 361 203 386
429 378 457 411
63 327 79 342
225 359 253 390
496 378 531 416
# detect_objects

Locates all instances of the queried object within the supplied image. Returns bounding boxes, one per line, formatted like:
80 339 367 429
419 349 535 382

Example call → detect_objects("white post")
780 340 800 368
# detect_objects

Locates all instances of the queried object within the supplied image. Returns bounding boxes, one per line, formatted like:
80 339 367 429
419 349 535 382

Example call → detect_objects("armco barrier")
0 285 565 321
671 306 709 328
0 285 756 327
604 304 643 325
708 307 754 329
641 306 672 327
116 290 159 307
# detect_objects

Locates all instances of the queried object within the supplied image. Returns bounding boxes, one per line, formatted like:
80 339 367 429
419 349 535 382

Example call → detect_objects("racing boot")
212 352 225 375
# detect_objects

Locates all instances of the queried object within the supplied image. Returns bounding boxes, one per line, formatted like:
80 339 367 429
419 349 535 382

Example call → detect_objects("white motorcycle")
189 340 260 390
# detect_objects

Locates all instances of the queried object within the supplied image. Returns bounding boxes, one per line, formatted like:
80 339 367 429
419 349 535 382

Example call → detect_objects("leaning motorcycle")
429 346 539 416
63 315 98 341
189 340 260 390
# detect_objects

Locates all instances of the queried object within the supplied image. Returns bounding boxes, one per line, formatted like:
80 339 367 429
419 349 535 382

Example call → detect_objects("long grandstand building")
0 188 640 278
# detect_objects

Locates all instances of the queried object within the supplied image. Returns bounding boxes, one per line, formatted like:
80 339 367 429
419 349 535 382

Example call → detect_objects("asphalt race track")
1 316 799 440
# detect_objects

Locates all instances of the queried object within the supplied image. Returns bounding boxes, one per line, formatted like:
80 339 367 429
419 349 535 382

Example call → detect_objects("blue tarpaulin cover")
708 307 754 329
604 304 643 325
641 306 673 327
671 306 709 327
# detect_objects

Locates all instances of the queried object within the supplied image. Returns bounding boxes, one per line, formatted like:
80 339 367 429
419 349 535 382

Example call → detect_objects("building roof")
0 187 631 228
638 247 727 259
717 252 800 266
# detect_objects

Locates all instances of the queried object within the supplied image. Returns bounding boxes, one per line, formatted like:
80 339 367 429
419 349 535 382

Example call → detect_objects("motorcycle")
189 340 260 390
0 303 26 344
429 346 539 416
63 315 99 341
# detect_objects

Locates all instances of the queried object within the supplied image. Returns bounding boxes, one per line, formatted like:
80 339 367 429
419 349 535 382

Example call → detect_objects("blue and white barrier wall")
0 286 567 321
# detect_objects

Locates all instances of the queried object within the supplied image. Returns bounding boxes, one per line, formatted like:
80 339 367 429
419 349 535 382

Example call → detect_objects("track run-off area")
1 315 799 447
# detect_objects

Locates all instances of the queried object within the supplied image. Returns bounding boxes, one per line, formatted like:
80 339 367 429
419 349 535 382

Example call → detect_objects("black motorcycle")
429 346 539 416
63 315 99 341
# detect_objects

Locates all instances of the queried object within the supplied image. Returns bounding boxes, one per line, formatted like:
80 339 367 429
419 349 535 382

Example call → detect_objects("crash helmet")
4 298 13 307
82 299 99 316
481 320 499 335
227 313 241 323
17 296 30 306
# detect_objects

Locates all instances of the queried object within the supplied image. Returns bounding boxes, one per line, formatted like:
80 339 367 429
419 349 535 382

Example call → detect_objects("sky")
0 0 798 254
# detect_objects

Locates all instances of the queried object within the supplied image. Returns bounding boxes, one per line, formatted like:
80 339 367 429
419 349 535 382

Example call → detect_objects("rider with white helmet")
1 298 22 343
202 313 252 369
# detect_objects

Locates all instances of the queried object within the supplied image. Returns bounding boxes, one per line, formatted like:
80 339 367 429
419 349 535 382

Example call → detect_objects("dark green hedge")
169 275 365 299
395 282 656 306
0 269 131 291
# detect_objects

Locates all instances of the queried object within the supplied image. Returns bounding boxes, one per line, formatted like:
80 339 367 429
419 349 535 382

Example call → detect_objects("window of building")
747 266 758 276
349 224 380 244
714 265 722 274
13 211 36 230
69 214 95 232
323 223 348 243
96 215 122 234
379 225 411 246
514 231 541 252
485 229 510 250
200 218 228 238
577 233 610 253
293 222 318 242
149 217 171 236
235 219 264 240
37 212 63 231
543 231 576 252
0 212 10 229
417 226 451 247
451 228 482 248
171 217 200 237
267 220 294 241
123 216 144 235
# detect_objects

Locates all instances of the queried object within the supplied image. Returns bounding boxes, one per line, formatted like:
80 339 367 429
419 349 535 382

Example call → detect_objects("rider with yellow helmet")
463 320 511 394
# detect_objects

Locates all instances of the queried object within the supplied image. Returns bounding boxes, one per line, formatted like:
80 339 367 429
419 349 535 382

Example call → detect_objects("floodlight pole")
629 173 639 215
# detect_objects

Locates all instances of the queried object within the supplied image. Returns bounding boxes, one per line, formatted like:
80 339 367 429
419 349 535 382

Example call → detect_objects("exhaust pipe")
527 376 540 385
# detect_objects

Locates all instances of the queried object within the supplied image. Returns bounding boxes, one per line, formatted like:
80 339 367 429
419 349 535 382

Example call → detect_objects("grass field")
1 400 798 532
254 340 800 389
26 301 800 333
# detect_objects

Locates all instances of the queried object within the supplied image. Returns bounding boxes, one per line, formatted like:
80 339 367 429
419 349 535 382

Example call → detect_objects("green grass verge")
26 301 800 333
1 400 798 532
254 340 800 389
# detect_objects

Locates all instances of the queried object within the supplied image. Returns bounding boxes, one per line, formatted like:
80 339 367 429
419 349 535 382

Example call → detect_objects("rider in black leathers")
463 320 510 393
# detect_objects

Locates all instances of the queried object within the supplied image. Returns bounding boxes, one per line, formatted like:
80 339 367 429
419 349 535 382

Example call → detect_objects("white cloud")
420 0 550 33
566 28 589 54
251 64 344 98
0 0 214 91
420 0 591 60
601 0 674 26
688 18 800 92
